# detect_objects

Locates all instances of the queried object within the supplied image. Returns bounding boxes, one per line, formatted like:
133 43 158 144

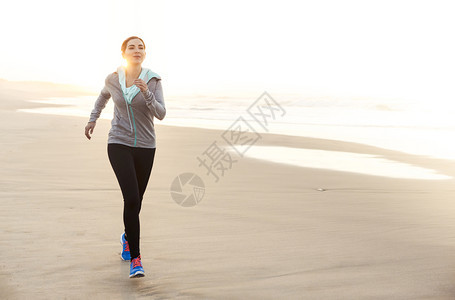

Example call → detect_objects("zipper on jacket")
129 105 137 147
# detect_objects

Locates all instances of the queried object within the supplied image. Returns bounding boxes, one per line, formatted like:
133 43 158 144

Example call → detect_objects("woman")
84 36 166 278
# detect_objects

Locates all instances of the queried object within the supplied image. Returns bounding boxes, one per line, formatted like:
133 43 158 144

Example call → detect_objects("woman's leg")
133 147 156 214
107 143 142 260
129 147 156 252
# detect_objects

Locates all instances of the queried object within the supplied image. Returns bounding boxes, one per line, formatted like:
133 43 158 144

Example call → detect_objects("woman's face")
122 39 146 66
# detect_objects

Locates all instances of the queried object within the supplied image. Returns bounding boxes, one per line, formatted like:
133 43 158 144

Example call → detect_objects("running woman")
84 36 166 278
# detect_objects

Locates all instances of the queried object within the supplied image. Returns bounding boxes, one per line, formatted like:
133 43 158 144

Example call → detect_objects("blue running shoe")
129 255 145 278
120 233 131 261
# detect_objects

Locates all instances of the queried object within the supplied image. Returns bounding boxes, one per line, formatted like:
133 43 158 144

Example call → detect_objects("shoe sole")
129 271 145 278
120 234 130 261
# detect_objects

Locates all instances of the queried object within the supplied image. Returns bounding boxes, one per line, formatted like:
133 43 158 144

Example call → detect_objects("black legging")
107 143 156 260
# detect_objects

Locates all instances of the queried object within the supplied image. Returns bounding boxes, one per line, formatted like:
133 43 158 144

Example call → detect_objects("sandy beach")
2 83 455 299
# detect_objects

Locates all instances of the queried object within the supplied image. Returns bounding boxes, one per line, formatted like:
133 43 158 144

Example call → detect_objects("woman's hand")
134 79 149 93
85 122 96 140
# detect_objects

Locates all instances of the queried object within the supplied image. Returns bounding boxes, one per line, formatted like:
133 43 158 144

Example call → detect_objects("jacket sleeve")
142 79 166 120
88 79 111 123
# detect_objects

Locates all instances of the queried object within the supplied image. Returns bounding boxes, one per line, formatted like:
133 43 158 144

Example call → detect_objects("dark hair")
121 36 146 54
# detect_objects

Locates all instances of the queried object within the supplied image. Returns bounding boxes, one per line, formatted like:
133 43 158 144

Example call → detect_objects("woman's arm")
88 84 112 123
142 79 166 120
85 78 112 140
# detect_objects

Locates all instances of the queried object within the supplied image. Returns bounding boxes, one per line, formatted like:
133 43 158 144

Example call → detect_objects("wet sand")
2 85 455 299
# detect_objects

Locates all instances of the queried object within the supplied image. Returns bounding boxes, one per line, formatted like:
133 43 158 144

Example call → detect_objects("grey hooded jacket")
88 70 166 148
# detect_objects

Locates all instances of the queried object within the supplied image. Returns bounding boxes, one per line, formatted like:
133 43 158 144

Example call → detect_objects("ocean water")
17 93 455 180
236 146 451 180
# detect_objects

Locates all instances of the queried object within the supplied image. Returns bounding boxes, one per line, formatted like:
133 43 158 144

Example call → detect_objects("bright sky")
1 0 455 101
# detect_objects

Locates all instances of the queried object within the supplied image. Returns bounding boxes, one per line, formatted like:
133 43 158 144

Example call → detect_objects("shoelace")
132 256 142 268
123 240 130 252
